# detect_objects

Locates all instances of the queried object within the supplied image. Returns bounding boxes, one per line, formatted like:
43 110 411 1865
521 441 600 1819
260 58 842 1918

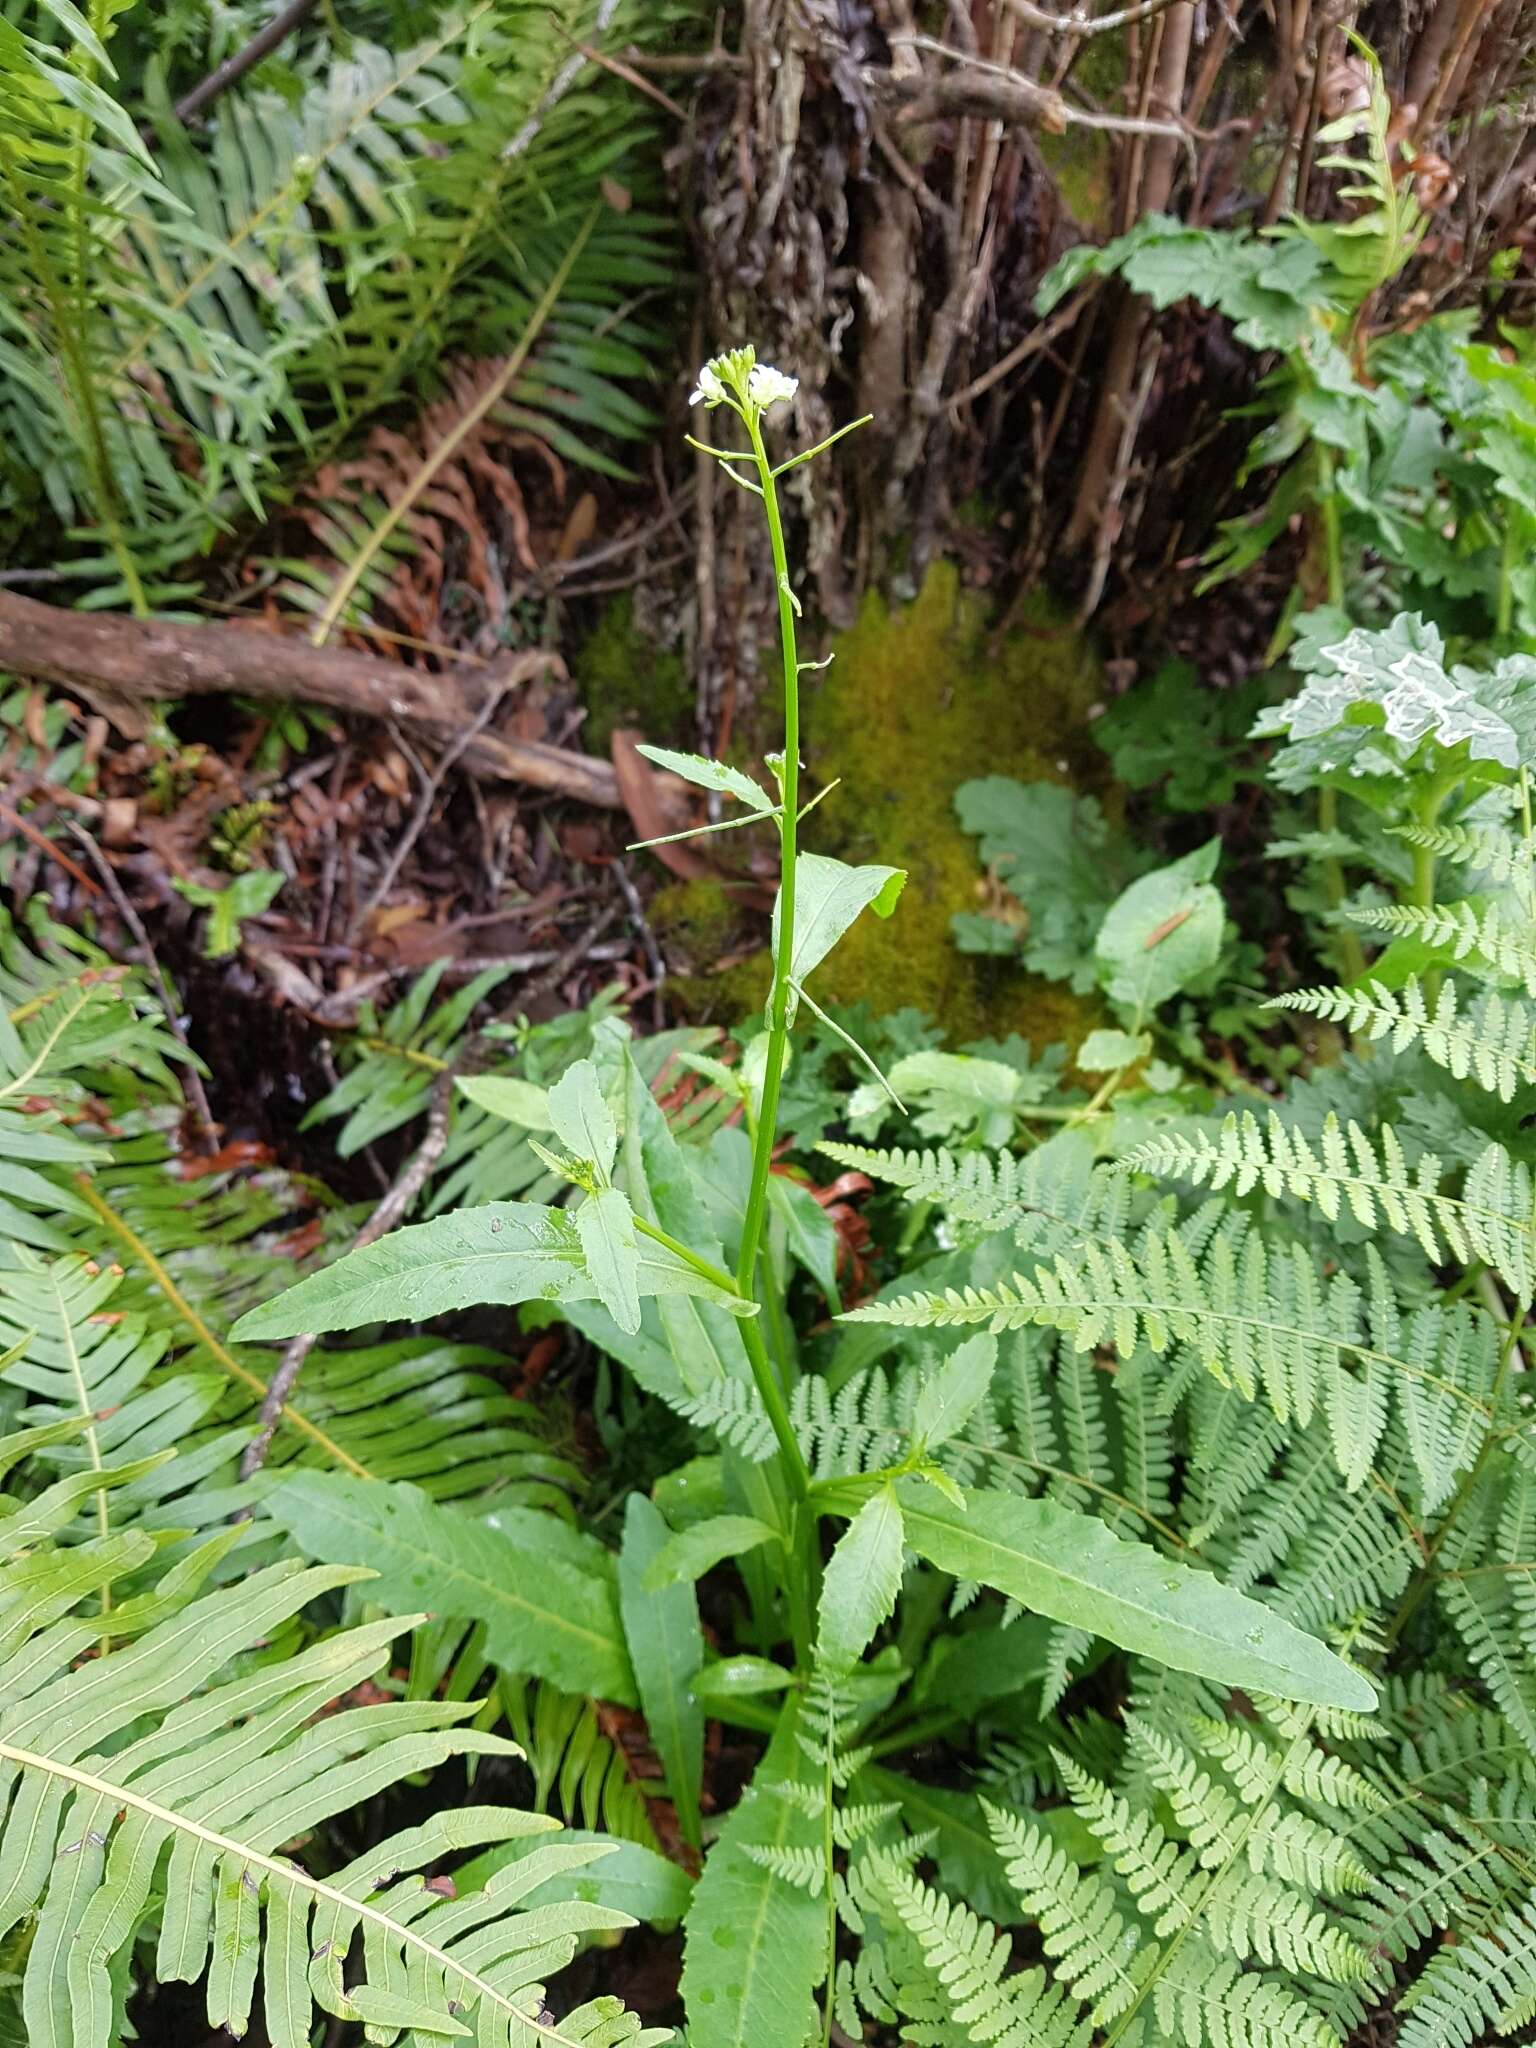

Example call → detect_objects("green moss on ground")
801 562 1110 1046
651 564 1114 1053
573 595 692 752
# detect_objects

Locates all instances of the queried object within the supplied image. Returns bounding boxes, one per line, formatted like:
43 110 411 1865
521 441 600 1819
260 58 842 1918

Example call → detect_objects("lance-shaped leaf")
774 853 906 984
547 1059 618 1178
270 1472 636 1703
231 1199 749 1341
636 744 775 814
680 1697 827 2048
912 1332 998 1450
577 1187 643 1334
641 1515 781 1592
896 1480 1377 1710
818 1485 905 1671
619 1496 705 1851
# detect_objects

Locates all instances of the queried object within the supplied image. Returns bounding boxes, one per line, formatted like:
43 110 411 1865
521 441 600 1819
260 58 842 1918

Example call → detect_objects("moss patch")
650 878 771 1023
800 562 1111 1047
573 595 692 753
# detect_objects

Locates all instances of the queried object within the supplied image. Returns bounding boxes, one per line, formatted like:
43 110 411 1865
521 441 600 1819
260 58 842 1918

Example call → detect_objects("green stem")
1497 520 1514 641
735 411 802 1307
1410 775 1455 1007
633 1209 814 1520
1316 785 1367 984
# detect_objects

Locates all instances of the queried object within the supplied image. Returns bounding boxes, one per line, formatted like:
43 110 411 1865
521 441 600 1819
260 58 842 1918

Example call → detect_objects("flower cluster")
689 344 798 420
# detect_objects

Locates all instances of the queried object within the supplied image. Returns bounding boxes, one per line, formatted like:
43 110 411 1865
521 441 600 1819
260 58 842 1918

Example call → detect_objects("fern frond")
847 1218 1489 1502
1439 1575 1536 1761
674 1378 778 1461
989 1803 1151 2024
1269 979 1536 1100
1397 1895 1536 2048
879 1862 1092 2048
740 1843 824 1891
0 1527 662 2048
1132 1112 1536 1299
818 1127 1121 1252
1349 900 1536 995
1391 821 1532 890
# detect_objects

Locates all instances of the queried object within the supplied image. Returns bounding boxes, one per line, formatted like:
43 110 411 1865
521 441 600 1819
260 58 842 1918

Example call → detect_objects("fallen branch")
0 589 620 808
170 0 321 126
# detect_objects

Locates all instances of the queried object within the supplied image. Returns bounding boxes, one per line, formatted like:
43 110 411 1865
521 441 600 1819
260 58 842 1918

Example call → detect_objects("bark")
1063 0 1195 551
0 591 620 807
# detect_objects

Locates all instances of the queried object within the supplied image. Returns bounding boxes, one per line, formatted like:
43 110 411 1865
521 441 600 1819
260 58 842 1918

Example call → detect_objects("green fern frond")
1132 1112 1536 1299
989 1802 1151 2024
1349 900 1536 995
498 1674 659 1848
878 1862 1092 2047
1152 1941 1344 2048
0 1523 661 2048
741 1843 824 1891
847 1218 1489 1502
1397 1895 1536 2048
1391 821 1533 891
1269 979 1536 1101
818 1126 1122 1251
1439 1575 1536 1761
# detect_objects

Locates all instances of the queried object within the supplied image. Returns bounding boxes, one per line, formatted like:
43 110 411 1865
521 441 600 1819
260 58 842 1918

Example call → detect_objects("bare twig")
552 33 687 118
0 590 619 807
946 296 1086 413
613 860 667 1030
354 682 512 932
234 895 624 1485
1004 0 1188 29
65 823 219 1143
502 0 623 161
170 0 320 126
878 43 1194 155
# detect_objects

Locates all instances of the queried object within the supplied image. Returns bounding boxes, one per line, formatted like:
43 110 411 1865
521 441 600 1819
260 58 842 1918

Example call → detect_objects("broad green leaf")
642 1514 781 1592
887 1050 1024 1146
774 853 906 985
636 744 775 813
690 1656 795 1707
269 1473 636 1704
680 1697 827 2048
912 1332 998 1450
1095 842 1226 1018
1076 1028 1153 1073
454 1074 552 1130
576 1187 642 1335
230 1199 747 1340
896 1481 1377 1710
619 1496 705 1851
817 1486 905 1671
547 1059 617 1176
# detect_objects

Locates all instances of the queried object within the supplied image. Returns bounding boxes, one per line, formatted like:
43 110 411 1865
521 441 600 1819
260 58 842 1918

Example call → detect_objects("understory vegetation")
4 2 1536 2046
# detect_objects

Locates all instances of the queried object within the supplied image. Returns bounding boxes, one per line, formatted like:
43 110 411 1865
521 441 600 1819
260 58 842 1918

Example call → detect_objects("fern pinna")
834 621 1536 2045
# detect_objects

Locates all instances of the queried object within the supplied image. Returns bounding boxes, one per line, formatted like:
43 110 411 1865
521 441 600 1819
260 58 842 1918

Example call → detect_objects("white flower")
747 363 798 413
688 362 727 408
